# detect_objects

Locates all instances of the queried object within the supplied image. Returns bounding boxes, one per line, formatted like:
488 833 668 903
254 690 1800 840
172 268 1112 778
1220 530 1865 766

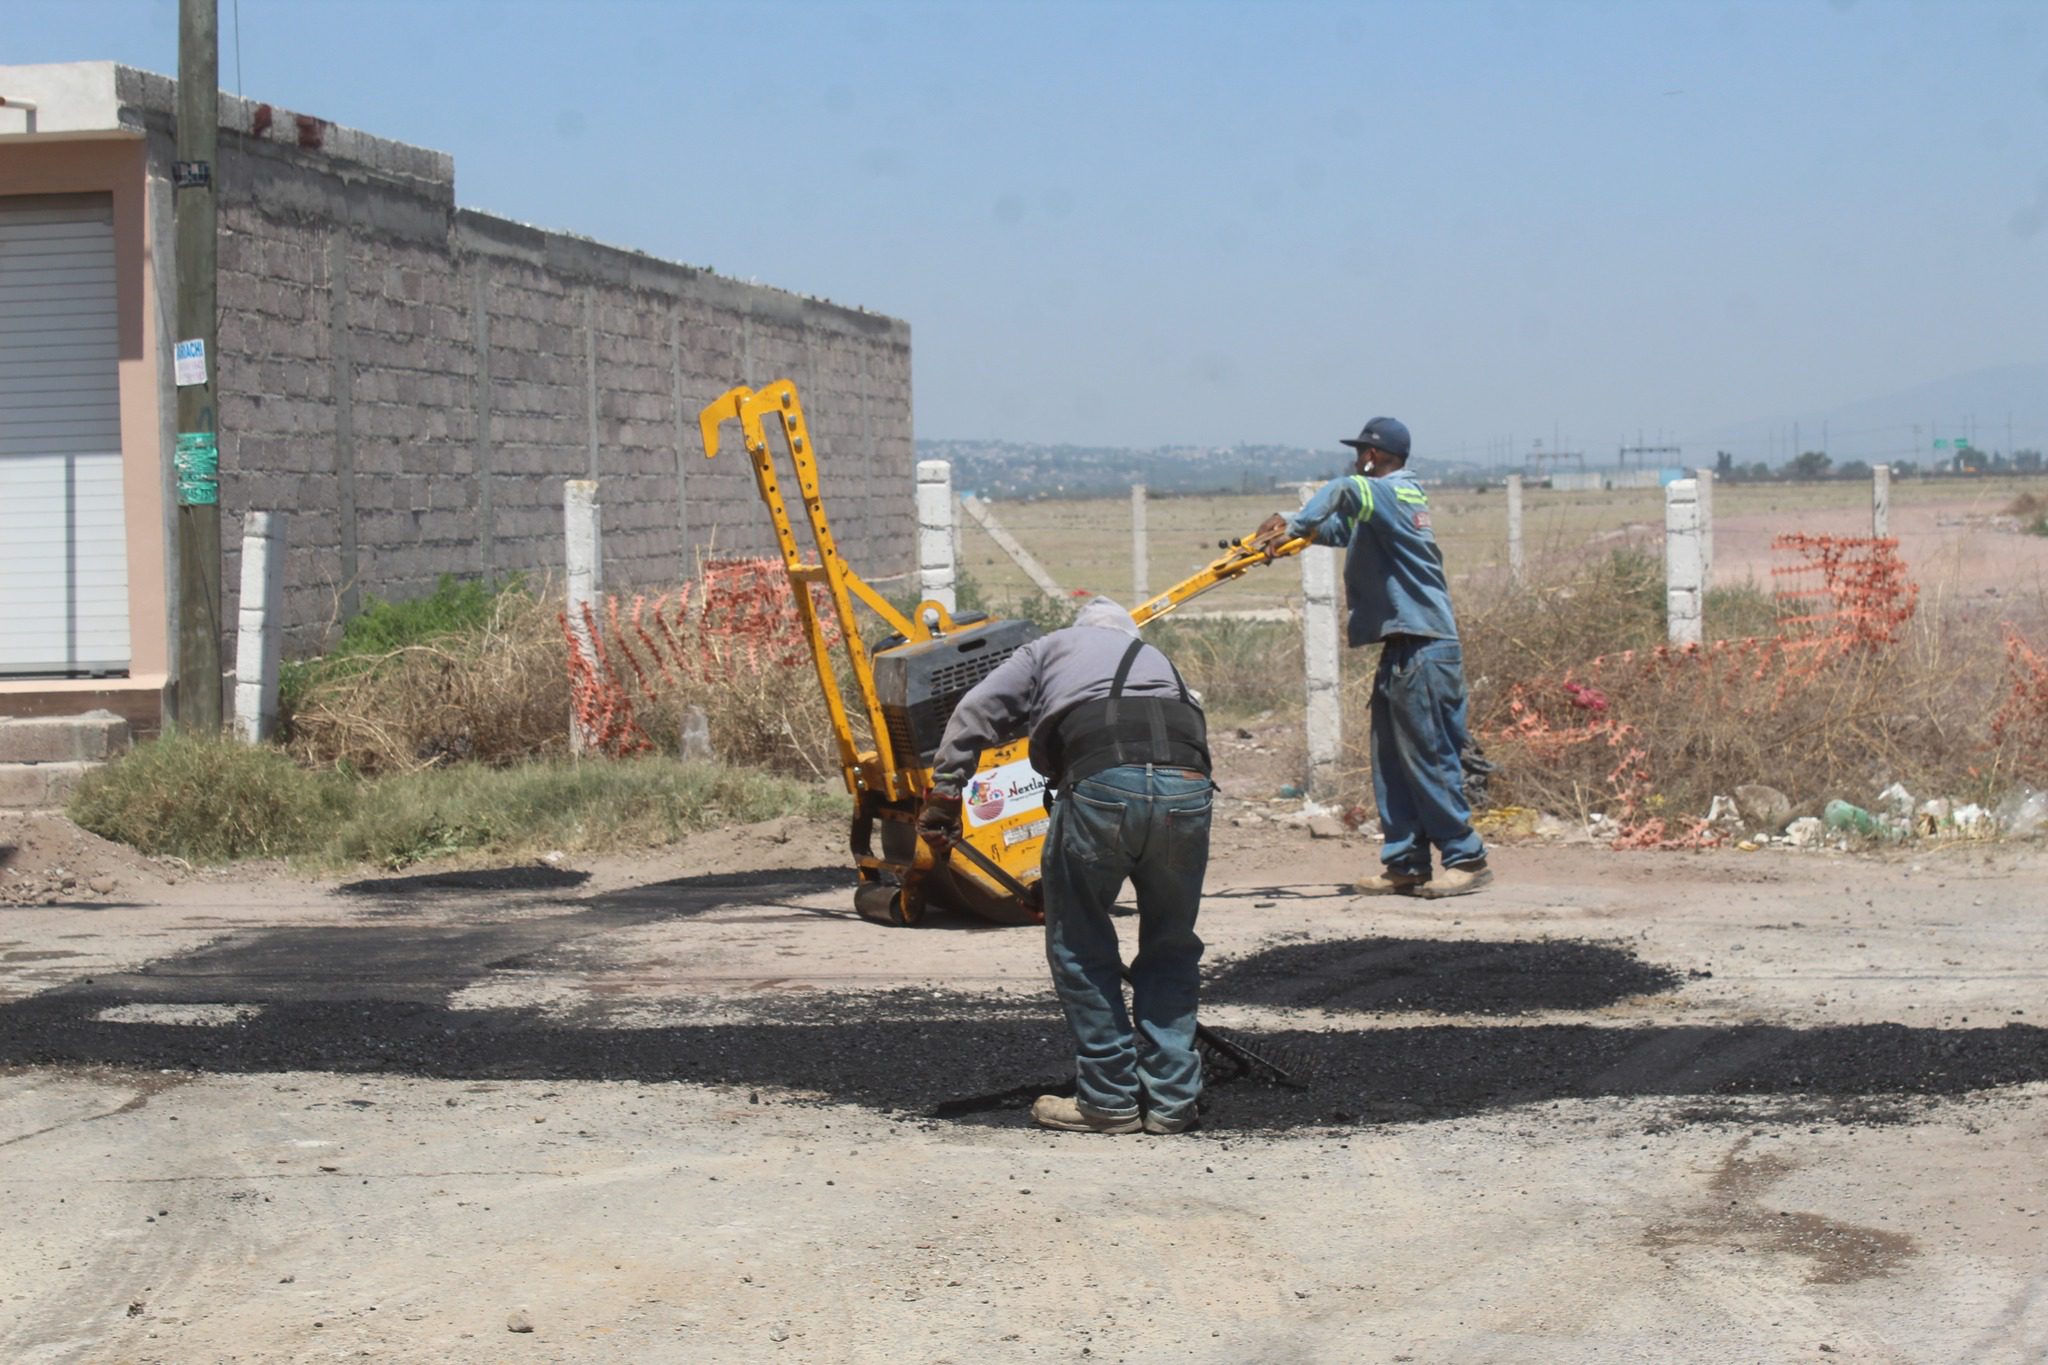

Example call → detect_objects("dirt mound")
0 812 176 906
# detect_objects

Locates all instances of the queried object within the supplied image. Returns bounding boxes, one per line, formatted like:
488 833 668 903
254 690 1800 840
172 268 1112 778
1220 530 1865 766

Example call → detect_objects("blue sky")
9 0 2046 459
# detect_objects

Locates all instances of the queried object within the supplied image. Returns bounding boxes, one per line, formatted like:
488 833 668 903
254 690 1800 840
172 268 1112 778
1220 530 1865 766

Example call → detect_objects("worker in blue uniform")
1251 417 1492 898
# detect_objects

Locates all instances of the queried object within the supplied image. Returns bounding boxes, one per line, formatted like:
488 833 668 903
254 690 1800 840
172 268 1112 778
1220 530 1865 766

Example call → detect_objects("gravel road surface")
1 815 2043 1362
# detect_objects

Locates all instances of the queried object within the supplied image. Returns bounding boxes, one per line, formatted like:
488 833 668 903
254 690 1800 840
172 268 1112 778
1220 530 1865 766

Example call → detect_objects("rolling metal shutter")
0 193 131 677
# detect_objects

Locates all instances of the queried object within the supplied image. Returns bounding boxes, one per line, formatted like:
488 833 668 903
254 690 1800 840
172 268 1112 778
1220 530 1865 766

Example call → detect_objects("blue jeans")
1371 636 1487 873
1041 765 1213 1125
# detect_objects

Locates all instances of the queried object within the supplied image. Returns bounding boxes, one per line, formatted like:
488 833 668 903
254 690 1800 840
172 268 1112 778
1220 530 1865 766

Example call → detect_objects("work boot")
1350 866 1430 896
1143 1109 1199 1135
1416 860 1492 899
1031 1095 1140 1134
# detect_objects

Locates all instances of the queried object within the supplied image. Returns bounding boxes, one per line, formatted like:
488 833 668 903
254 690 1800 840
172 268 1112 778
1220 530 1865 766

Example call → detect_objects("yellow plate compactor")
699 379 1305 927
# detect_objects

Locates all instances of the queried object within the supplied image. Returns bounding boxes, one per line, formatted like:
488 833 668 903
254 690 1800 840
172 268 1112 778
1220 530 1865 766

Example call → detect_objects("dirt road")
2 814 2044 1363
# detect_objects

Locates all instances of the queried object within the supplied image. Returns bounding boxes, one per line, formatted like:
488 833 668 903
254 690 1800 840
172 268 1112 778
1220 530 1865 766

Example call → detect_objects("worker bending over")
918 598 1213 1135
1251 416 1492 898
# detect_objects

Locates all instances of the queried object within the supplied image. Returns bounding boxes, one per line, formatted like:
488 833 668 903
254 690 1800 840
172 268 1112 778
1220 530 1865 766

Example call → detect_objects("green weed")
280 574 525 714
67 734 352 861
71 737 839 870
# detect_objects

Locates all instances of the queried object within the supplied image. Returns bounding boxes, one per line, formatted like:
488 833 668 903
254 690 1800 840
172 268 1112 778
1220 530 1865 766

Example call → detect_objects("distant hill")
922 364 2044 493
1689 363 2048 466
917 439 1340 499
916 438 1489 499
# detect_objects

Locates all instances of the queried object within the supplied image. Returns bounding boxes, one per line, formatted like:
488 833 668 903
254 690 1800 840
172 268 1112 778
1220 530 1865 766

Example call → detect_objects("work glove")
1250 513 1292 554
916 792 963 854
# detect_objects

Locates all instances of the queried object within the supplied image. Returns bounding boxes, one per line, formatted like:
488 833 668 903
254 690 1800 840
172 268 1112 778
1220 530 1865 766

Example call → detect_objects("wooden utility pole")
174 0 223 731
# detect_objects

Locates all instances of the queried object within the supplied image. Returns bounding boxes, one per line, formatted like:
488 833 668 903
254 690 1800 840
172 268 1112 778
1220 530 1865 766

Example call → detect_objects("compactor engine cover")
870 617 1048 923
872 617 1041 766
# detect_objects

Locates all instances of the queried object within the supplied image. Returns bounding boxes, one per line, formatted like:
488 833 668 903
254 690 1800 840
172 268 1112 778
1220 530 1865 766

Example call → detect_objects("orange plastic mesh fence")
1770 532 1919 649
559 558 844 758
1482 534 1922 850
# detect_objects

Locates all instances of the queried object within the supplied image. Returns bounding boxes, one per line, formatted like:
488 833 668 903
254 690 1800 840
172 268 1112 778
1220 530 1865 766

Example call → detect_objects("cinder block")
0 761 97 810
0 713 132 764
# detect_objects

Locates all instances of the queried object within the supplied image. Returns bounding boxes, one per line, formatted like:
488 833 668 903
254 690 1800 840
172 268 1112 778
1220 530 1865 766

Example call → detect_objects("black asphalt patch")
1204 936 1685 1015
2 993 2043 1131
336 864 592 897
70 866 851 1004
2 867 2043 1133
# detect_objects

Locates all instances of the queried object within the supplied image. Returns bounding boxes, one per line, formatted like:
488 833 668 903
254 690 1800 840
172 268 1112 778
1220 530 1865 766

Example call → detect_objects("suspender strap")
1108 638 1146 698
1106 638 1145 769
1108 638 1191 705
1036 636 1212 792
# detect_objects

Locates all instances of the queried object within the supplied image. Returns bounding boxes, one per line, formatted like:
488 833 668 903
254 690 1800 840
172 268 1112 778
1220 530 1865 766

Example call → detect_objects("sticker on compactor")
962 756 1048 829
1003 817 1051 847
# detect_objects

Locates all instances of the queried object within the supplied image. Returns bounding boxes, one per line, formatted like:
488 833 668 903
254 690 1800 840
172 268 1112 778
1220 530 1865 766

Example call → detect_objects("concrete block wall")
342 231 478 607
215 196 353 642
155 78 913 657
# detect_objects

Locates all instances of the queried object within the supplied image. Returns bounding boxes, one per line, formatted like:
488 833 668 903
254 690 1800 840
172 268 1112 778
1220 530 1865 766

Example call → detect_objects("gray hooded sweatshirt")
929 598 1203 796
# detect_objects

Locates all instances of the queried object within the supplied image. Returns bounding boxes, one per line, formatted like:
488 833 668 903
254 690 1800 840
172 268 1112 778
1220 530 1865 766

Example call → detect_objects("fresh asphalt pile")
2 868 2044 1133
1202 935 1687 1015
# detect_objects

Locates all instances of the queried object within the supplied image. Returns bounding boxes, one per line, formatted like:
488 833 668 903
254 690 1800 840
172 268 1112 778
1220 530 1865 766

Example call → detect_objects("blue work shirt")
1287 470 1459 646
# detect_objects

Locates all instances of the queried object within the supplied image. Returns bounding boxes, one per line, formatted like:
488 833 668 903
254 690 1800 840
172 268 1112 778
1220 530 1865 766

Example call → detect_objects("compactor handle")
698 385 754 460
1130 529 1310 627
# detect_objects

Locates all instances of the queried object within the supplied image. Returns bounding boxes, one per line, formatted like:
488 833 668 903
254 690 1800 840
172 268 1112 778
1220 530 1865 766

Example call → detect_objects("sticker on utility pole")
175 432 219 506
174 338 208 386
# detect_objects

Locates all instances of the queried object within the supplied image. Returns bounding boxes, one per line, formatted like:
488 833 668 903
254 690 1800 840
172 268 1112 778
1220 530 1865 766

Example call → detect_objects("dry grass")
69 733 352 860
285 588 572 774
959 475 2048 608
69 734 838 868
1328 549 2043 827
281 569 851 781
622 652 845 780
1140 615 1299 718
272 511 2048 845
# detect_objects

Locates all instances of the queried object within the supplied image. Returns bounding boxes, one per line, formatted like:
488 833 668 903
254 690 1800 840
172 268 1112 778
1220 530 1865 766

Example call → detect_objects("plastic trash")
1952 803 1991 836
1994 788 2048 838
1785 816 1824 848
1875 782 1914 818
1916 797 1952 837
680 707 713 760
1823 800 1879 837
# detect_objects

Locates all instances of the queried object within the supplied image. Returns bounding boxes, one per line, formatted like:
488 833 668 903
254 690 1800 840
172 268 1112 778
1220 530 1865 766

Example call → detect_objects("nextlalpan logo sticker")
963 757 1049 827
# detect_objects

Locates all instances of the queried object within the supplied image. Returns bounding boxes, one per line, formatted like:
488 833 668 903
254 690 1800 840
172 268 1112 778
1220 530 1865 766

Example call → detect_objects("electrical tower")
1618 442 1681 471
1522 440 1585 476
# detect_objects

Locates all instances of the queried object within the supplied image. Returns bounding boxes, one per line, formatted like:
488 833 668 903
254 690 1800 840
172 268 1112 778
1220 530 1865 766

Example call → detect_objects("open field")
958 476 2048 622
2 796 2045 1362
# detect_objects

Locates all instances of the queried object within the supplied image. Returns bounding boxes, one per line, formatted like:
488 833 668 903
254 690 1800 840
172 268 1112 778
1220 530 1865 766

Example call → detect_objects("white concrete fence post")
1299 483 1343 797
232 511 287 743
564 479 603 754
1130 482 1149 603
1872 463 1891 538
1664 478 1704 647
915 459 957 611
1505 473 1524 584
1694 466 1714 594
